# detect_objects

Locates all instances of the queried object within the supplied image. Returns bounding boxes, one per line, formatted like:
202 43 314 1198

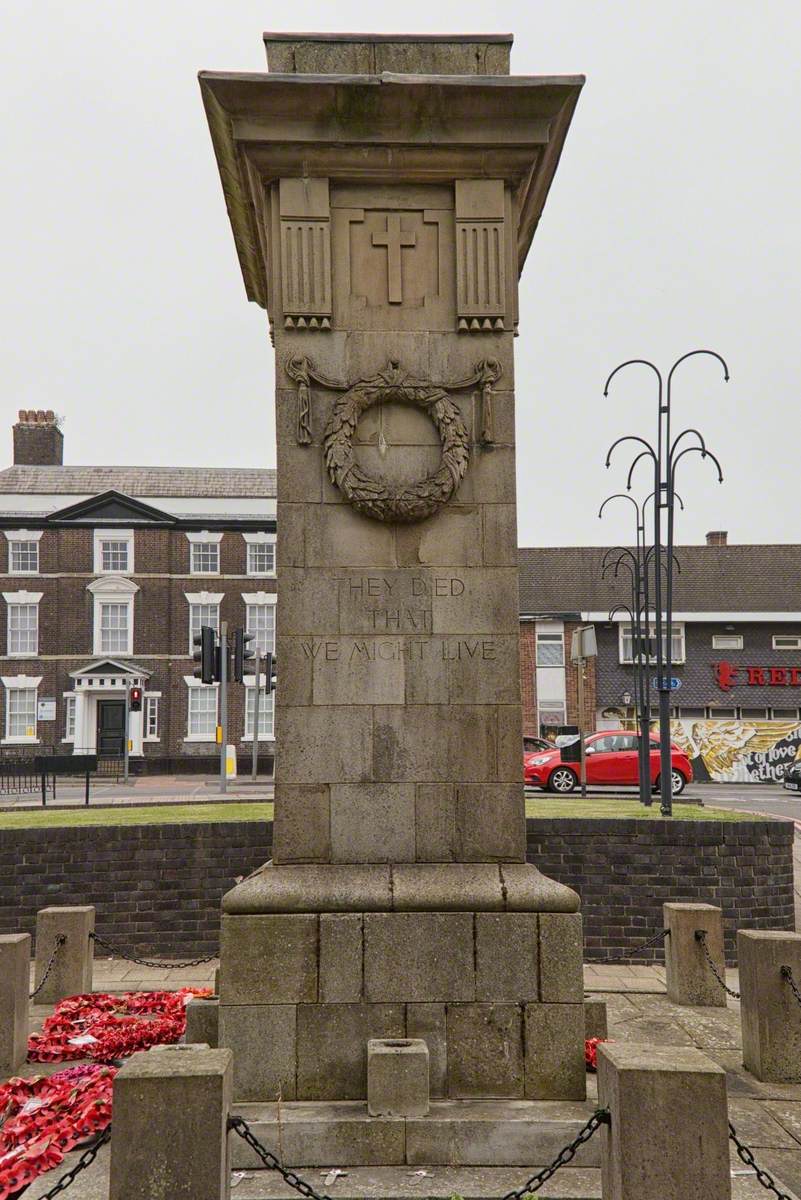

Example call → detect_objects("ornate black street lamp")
604 351 728 815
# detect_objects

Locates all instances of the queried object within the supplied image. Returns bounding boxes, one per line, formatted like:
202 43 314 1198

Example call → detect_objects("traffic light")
265 651 278 694
193 625 216 684
233 629 256 683
129 685 142 712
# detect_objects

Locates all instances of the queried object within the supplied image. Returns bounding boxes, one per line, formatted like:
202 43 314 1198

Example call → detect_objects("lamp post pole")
605 351 728 814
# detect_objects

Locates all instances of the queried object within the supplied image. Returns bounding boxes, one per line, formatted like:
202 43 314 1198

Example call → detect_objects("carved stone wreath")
322 361 470 524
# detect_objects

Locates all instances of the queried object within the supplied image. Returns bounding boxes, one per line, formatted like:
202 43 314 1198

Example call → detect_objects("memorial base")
218 862 586 1105
229 1099 601 1169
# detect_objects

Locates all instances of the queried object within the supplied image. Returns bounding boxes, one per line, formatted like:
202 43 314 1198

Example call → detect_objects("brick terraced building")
519 535 801 783
0 411 276 771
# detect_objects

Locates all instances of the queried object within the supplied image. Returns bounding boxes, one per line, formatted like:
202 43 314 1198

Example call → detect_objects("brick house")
0 411 276 771
519 536 801 782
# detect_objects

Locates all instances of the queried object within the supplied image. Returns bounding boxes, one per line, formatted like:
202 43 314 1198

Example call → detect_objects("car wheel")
656 771 686 797
548 766 577 794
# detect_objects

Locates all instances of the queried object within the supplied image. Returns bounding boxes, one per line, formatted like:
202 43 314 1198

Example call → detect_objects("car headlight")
530 756 551 766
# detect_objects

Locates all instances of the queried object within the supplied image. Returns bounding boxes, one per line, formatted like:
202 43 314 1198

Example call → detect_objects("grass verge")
0 802 274 830
525 795 754 821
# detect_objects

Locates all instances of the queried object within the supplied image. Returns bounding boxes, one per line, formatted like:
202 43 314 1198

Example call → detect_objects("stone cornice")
198 70 584 308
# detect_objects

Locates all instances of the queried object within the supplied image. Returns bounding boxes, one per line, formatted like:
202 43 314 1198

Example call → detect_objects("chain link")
228 1116 333 1200
602 927 669 965
500 1108 610 1199
781 965 801 1009
90 932 217 970
29 936 66 1000
695 930 741 999
729 1120 794 1198
33 1125 111 1199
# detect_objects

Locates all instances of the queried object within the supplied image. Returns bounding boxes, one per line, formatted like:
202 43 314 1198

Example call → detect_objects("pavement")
20 958 801 1198
0 773 275 808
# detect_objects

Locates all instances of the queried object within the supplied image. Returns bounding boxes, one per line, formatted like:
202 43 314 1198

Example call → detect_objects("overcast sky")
2 2 798 547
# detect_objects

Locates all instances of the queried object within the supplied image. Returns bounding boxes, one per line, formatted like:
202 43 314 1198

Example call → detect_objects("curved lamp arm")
603 358 664 397
605 434 657 470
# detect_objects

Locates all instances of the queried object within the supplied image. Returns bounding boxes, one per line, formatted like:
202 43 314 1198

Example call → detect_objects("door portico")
68 659 150 756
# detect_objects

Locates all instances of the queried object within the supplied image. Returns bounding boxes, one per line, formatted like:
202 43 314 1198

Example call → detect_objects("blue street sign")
652 677 682 691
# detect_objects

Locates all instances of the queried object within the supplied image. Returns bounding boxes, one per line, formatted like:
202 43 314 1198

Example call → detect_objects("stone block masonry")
0 816 790 962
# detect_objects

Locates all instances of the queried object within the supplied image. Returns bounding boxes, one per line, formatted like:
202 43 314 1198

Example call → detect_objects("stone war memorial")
200 30 590 1162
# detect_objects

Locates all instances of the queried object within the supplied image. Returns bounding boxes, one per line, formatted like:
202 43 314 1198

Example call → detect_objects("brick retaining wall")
527 817 795 964
2 816 793 962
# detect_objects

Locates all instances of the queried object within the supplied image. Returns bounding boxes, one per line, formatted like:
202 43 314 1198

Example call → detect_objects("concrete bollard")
664 902 727 1007
584 997 608 1040
34 906 94 1004
0 934 30 1073
110 1044 233 1200
739 929 801 1082
185 996 219 1048
598 1043 731 1199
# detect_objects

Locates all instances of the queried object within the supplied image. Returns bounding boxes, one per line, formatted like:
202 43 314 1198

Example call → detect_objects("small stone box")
367 1037 429 1118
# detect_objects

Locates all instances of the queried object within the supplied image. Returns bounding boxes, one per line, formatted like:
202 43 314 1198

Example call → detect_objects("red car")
524 730 692 796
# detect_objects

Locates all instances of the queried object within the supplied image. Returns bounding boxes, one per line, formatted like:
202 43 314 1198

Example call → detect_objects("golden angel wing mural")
672 719 801 782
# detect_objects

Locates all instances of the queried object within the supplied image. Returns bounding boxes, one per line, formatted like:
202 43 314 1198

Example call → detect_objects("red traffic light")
129 686 143 712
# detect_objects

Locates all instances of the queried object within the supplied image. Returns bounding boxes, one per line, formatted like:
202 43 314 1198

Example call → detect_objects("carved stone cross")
371 213 416 303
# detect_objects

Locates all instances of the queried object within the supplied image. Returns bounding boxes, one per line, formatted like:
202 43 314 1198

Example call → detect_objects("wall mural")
670 719 801 783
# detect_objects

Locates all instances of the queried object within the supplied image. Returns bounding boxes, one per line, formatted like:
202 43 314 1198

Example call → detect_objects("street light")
604 350 728 815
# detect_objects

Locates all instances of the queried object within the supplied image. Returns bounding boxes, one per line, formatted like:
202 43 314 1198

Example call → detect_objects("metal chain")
729 1121 793 1198
603 927 669 965
781 965 801 1008
90 931 217 970
228 1116 333 1200
29 936 66 999
33 1126 111 1199
501 1108 610 1199
695 930 741 999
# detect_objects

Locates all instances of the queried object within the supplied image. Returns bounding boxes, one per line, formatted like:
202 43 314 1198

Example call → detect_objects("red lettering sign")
715 661 801 688
715 661 738 691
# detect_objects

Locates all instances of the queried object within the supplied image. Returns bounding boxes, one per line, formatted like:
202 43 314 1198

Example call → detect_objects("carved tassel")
481 379 494 445
297 380 312 445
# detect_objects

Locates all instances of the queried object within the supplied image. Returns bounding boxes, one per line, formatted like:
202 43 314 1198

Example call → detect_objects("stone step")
230 1098 602 1169
228 1164 602 1199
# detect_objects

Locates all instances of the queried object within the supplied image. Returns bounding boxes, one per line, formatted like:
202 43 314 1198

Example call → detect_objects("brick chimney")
13 410 63 466
706 530 728 546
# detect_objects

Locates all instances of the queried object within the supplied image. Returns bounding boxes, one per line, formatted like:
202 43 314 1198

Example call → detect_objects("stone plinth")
739 929 801 1082
597 1043 731 1200
664 902 727 1007
367 1037 430 1117
0 934 30 1074
110 1045 232 1200
34 906 94 1004
201 30 585 1109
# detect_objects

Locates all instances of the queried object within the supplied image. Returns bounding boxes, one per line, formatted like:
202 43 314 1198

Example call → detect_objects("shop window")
773 635 801 651
536 632 564 667
63 695 76 742
740 707 769 720
186 686 218 739
712 634 743 650
706 706 736 720
677 707 705 719
620 623 684 664
772 708 800 720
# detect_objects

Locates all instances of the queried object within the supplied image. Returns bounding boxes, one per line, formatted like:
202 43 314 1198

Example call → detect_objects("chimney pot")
706 531 728 546
12 410 63 465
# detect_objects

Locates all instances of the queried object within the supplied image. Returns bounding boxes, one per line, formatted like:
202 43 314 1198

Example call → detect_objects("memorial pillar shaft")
202 31 586 1106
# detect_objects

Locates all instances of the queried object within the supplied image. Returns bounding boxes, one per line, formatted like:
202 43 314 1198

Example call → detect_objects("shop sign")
715 661 801 691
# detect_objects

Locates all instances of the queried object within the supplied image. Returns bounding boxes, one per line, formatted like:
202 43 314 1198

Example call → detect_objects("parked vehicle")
784 760 801 792
523 736 553 754
523 730 692 796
